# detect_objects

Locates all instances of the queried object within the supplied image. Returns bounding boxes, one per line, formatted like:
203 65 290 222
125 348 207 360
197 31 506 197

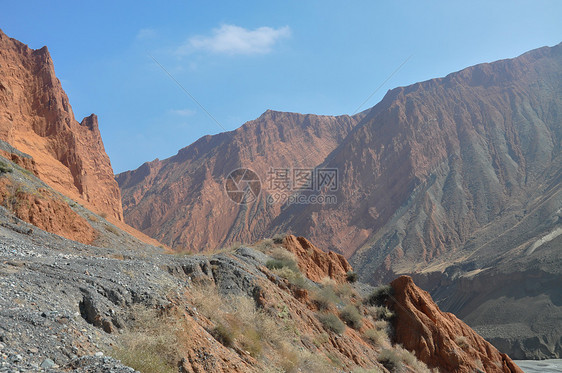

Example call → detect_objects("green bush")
365 285 394 306
317 312 346 334
0 161 12 174
346 271 358 283
339 305 362 329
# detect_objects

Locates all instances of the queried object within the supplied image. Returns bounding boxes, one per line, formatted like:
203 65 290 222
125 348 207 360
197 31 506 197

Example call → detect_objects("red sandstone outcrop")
0 178 97 244
390 276 523 373
0 29 123 221
283 235 353 283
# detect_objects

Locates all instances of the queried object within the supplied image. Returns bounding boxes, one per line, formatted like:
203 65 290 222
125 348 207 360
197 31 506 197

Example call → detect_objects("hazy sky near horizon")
1 1 561 173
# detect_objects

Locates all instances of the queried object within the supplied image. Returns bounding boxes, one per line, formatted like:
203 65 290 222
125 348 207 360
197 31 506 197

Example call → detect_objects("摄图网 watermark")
224 167 338 205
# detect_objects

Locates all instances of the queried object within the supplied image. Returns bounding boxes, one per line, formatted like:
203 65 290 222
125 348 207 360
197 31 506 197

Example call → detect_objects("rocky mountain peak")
0 29 123 221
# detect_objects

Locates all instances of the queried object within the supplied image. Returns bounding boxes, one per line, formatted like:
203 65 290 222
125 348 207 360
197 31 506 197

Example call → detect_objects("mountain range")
117 41 562 359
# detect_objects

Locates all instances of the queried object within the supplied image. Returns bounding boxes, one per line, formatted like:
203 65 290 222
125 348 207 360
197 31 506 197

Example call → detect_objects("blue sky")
1 1 561 173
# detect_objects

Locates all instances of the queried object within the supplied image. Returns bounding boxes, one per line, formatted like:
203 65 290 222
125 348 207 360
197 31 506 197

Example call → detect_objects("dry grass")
363 328 388 346
272 233 286 244
339 305 363 329
316 312 346 334
377 345 433 373
367 305 395 321
455 335 470 350
189 284 291 358
110 306 186 373
189 282 338 372
311 285 340 310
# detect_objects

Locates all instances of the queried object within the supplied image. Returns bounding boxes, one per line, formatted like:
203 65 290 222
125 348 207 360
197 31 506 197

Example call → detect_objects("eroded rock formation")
0 29 123 221
390 275 523 373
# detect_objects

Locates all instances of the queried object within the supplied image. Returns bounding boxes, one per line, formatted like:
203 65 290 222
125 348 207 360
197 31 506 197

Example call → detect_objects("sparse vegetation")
211 323 235 347
377 348 402 372
110 306 184 373
455 336 470 350
367 305 395 321
104 224 120 235
346 271 358 283
377 345 433 373
339 305 363 329
190 284 290 359
333 281 357 301
266 257 299 272
0 161 12 174
317 312 346 334
272 233 286 244
364 328 388 346
253 238 274 252
311 285 340 310
365 284 393 306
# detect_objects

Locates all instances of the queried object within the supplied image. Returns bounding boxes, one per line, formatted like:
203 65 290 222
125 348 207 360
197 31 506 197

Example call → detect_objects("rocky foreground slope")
0 199 523 373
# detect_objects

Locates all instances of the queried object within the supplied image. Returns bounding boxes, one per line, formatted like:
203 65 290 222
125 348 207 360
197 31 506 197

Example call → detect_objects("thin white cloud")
136 28 157 40
179 24 291 56
169 108 195 117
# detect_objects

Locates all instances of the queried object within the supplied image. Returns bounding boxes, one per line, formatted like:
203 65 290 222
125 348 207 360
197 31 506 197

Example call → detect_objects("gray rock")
40 358 55 369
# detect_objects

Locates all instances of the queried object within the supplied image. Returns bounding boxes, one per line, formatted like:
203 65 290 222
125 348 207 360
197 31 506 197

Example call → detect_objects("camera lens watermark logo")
224 168 261 204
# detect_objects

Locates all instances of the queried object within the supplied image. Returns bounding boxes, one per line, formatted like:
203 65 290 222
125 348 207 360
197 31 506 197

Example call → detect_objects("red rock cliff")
0 29 123 221
390 276 523 373
283 235 353 283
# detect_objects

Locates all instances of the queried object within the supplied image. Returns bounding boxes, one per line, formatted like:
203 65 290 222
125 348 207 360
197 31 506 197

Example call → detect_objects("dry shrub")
311 286 340 310
395 345 432 372
367 305 395 321
377 348 402 372
339 305 362 329
272 233 286 244
333 282 357 302
363 328 388 346
365 285 393 306
189 283 223 316
455 335 470 350
346 271 358 283
378 345 432 373
373 320 389 330
0 161 12 174
111 306 185 373
190 284 291 359
316 312 346 334
253 238 275 252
